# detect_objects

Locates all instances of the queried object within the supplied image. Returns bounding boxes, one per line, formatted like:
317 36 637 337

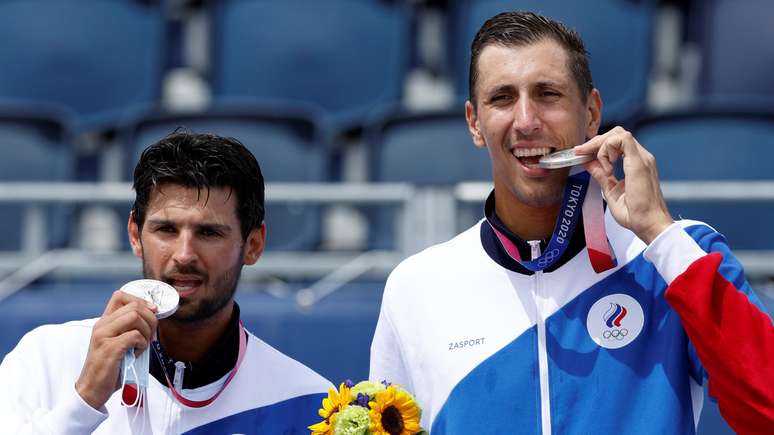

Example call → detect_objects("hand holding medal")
574 126 674 244
118 280 178 408
74 281 174 411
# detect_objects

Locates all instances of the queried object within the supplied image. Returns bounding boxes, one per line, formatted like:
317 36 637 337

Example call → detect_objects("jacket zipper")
529 240 552 435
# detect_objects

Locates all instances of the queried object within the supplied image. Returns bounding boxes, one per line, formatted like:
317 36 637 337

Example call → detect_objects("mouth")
166 276 204 297
512 146 555 168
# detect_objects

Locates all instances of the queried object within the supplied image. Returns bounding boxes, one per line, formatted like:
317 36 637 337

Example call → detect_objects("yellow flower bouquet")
309 380 428 435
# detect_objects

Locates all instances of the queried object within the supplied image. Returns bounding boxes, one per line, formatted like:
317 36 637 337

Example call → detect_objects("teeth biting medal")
538 148 595 169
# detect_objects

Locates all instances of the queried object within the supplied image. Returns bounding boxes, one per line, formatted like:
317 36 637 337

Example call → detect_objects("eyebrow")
145 219 233 233
535 80 568 90
485 80 569 96
486 84 516 97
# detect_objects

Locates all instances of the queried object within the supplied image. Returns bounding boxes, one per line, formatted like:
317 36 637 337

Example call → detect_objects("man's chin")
168 298 233 323
514 186 565 209
167 302 208 323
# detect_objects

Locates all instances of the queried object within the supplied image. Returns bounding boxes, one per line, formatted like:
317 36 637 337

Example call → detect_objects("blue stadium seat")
368 108 490 184
120 103 331 251
238 280 384 385
0 0 166 131
632 106 774 251
209 0 413 130
365 107 491 249
0 103 75 251
690 0 774 99
447 0 655 124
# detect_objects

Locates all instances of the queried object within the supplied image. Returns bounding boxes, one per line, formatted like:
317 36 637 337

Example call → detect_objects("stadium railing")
2 180 774 303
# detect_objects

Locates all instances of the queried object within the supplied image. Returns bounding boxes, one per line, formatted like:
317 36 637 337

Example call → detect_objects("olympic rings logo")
602 328 629 340
537 249 562 268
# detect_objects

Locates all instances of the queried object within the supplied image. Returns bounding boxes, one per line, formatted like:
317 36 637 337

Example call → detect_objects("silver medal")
538 148 595 169
120 279 179 319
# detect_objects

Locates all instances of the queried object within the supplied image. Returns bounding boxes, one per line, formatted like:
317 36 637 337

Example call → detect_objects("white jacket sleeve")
0 325 107 434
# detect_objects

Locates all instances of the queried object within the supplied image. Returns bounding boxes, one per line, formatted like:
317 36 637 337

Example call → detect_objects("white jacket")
0 318 331 434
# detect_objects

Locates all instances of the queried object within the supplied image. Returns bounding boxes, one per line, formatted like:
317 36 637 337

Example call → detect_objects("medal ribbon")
149 321 247 408
487 169 616 273
582 177 617 272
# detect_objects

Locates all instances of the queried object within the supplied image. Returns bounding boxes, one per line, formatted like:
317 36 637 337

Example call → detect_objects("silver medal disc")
538 148 595 169
120 279 179 319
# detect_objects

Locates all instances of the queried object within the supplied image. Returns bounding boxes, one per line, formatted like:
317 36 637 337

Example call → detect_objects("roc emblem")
586 293 644 349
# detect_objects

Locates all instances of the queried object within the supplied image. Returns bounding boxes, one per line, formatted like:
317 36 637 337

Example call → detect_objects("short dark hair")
131 132 265 240
469 11 593 106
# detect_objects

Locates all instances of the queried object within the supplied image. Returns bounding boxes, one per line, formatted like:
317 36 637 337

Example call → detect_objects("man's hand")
75 291 158 410
575 126 674 244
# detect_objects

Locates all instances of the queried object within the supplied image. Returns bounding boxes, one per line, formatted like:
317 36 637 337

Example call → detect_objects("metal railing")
0 182 420 303
1 180 774 304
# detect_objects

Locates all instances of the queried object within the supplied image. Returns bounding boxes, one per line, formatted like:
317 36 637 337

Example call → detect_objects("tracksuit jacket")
370 201 774 434
0 311 330 434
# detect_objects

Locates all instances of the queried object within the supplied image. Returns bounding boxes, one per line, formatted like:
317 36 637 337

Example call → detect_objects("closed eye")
199 228 223 238
536 82 565 99
489 94 513 105
197 223 231 238
486 85 516 105
155 225 177 234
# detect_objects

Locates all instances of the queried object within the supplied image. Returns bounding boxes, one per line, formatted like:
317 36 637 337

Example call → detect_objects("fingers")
97 303 158 350
91 328 151 365
102 290 156 317
76 290 160 410
572 129 608 154
97 291 158 348
574 126 637 155
579 127 674 243
576 127 648 176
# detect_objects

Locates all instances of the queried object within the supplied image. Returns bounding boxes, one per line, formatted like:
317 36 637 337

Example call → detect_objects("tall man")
370 11 773 434
0 132 331 433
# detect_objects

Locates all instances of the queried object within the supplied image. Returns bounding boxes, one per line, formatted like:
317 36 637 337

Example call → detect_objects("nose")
172 231 198 266
513 97 542 136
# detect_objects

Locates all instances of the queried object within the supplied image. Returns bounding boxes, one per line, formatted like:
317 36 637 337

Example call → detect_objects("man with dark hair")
0 132 331 433
370 11 773 434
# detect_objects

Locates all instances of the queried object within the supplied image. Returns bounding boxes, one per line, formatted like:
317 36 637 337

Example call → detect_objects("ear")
465 100 486 148
243 223 266 265
127 211 143 258
585 88 603 138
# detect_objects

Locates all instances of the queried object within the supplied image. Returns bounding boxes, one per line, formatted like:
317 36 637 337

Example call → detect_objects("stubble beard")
142 257 243 323
513 179 566 209
510 165 570 209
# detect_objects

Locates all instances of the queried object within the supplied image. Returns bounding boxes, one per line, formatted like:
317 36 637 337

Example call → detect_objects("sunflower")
309 382 353 435
368 385 422 435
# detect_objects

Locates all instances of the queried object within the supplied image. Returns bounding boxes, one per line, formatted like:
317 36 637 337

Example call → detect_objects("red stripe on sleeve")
665 252 774 434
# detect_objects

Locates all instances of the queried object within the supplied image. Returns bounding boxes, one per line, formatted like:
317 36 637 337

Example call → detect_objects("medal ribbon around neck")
581 175 617 272
487 169 616 273
152 321 247 408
